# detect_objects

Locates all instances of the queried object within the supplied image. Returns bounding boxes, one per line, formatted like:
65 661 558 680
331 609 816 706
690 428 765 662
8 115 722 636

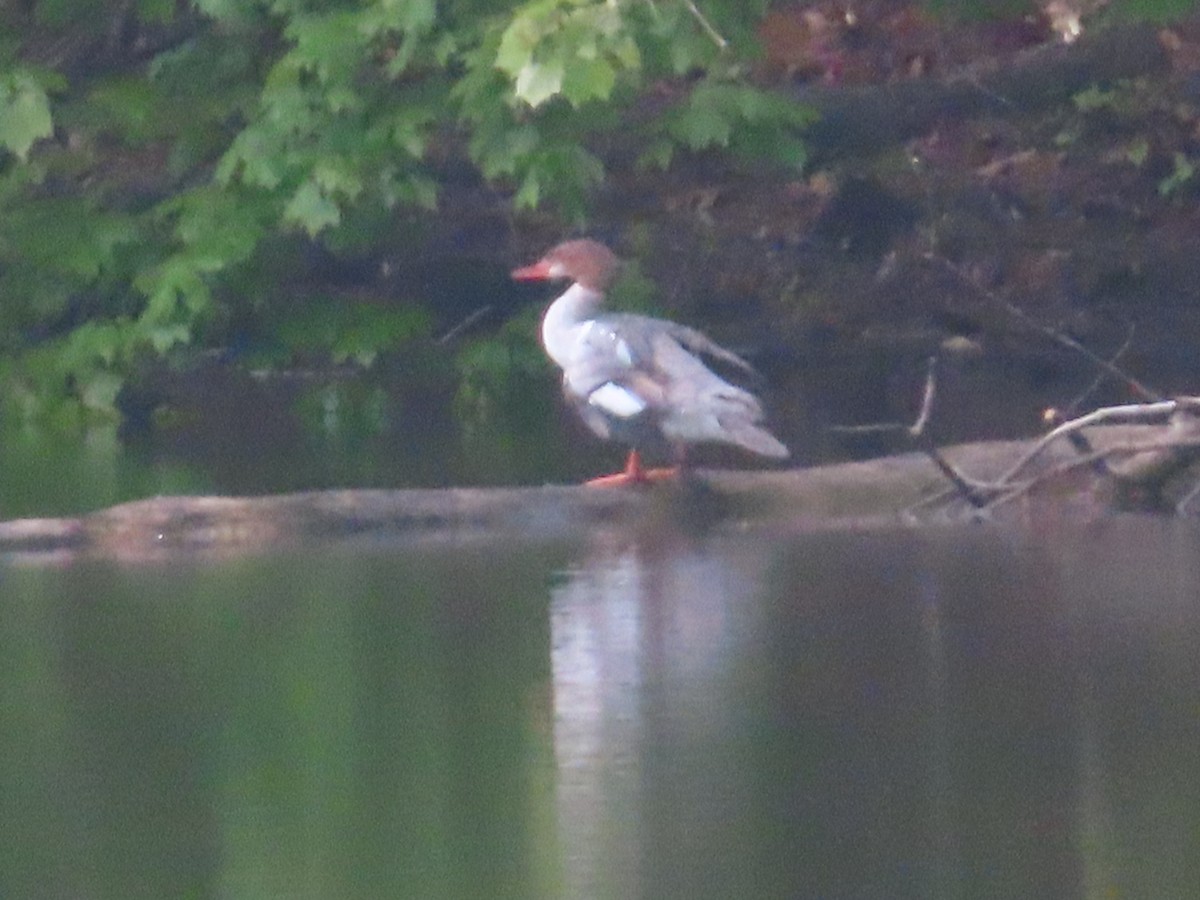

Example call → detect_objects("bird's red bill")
511 260 553 281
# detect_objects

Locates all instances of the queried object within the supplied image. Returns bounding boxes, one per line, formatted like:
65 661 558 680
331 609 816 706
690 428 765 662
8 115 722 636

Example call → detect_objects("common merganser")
512 239 789 486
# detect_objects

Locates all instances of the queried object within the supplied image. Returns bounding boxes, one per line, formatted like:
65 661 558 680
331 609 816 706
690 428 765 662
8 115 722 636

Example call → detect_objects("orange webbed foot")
584 451 681 487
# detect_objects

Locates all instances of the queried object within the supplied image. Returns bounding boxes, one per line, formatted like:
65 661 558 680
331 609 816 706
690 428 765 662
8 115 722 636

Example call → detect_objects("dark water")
0 333 1111 521
3 516 1198 899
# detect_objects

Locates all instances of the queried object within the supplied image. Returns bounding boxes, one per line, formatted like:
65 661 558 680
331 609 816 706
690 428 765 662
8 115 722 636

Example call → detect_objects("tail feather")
668 324 758 376
725 420 789 459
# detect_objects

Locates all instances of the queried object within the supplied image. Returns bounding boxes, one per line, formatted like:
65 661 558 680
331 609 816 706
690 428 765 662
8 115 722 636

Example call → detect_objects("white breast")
540 283 604 369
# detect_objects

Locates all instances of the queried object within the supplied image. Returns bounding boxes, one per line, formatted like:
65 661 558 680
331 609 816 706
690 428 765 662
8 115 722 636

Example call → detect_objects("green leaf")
657 80 815 166
1159 152 1196 197
495 12 541 78
387 106 435 157
138 0 176 24
671 97 732 149
378 0 437 34
497 0 640 108
0 72 54 160
666 27 716 75
165 185 268 269
279 300 429 365
0 198 137 281
331 305 428 366
1116 0 1197 22
192 0 250 21
560 57 616 106
283 11 366 85
143 322 192 354
284 179 341 236
1073 84 1119 112
514 171 540 209
761 135 808 169
637 138 676 171
474 124 541 180
80 371 125 413
135 255 212 325
513 142 604 219
406 173 438 210
514 60 565 108
70 75 190 146
313 160 364 201
1125 138 1150 168
58 321 126 372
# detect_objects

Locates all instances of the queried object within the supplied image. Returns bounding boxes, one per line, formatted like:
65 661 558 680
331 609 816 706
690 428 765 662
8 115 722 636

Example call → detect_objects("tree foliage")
0 0 1193 431
0 0 818 427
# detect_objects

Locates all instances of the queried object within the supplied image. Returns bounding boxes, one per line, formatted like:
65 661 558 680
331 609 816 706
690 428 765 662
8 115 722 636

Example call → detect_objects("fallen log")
2 423 1194 564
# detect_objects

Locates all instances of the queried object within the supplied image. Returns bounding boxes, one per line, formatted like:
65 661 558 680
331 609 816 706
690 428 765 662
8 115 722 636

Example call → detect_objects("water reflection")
550 534 769 898
545 518 1200 899
1 518 1198 898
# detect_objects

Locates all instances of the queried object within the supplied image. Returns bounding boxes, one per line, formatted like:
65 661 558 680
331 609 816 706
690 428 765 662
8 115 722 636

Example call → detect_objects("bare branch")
908 356 938 437
829 356 940 437
828 422 911 436
906 397 1200 519
1060 322 1137 417
999 398 1198 485
832 353 993 509
1042 407 1111 476
436 305 493 345
683 0 728 50
921 447 994 509
984 434 1200 514
926 253 1163 402
1176 479 1200 516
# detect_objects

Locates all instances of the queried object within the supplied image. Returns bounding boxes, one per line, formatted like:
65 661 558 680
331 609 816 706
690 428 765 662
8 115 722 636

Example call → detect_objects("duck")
511 239 788 486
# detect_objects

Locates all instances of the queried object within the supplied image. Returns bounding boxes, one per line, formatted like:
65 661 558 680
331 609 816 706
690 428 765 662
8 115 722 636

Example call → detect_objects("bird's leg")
585 449 679 487
672 444 691 479
585 450 648 487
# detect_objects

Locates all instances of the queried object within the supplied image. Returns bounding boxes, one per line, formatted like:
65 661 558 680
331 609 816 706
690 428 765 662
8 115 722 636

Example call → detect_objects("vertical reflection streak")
917 567 962 900
549 548 645 899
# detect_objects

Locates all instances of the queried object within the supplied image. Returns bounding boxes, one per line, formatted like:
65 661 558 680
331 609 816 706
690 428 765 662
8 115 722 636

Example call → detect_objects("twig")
1043 407 1111 476
920 446 993 509
908 357 993 507
904 397 1200 519
1060 322 1137 417
984 435 1200 514
1176 479 1200 516
960 70 1016 110
909 356 938 436
683 0 728 50
828 422 911 435
998 398 1199 485
829 356 939 437
926 253 1163 402
832 354 993 508
436 305 493 345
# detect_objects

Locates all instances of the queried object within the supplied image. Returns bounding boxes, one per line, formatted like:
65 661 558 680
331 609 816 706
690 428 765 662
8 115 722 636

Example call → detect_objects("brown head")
511 239 621 292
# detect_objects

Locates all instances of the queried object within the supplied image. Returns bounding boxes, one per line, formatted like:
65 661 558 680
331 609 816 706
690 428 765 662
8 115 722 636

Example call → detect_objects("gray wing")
601 313 758 377
561 315 663 403
563 313 787 458
565 313 757 414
